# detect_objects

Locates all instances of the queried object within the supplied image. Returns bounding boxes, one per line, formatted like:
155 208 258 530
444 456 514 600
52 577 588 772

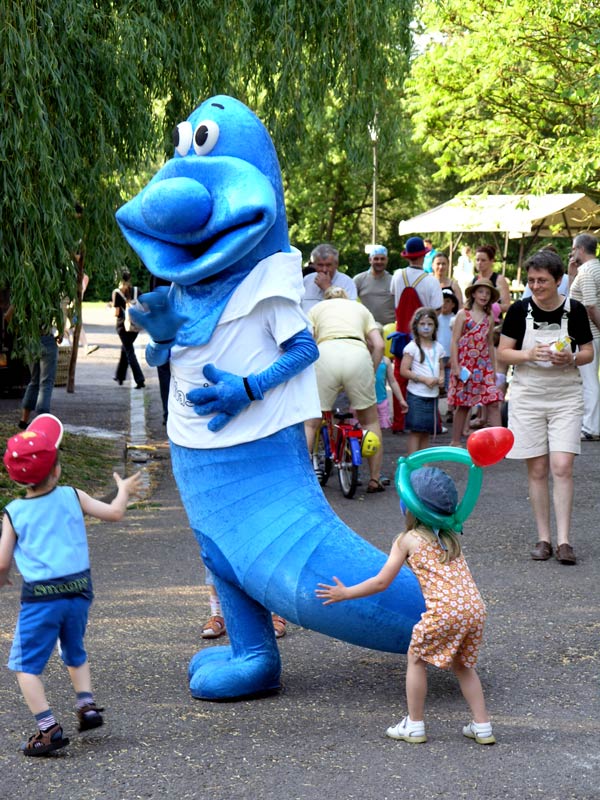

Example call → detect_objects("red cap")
3 414 64 485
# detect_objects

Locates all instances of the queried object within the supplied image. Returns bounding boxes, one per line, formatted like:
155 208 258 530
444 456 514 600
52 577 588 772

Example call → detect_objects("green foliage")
407 0 600 198
1 0 416 338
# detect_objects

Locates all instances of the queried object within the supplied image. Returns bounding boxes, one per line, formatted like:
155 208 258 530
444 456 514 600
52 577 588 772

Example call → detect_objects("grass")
0 421 124 510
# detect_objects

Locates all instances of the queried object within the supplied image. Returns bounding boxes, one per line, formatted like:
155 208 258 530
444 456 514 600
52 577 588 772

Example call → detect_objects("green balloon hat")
395 427 514 532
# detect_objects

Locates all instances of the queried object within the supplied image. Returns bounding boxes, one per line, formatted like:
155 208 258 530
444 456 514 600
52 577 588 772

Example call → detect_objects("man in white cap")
353 245 396 325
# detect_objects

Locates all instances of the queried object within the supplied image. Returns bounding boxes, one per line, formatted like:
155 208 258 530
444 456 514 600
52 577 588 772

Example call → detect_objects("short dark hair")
573 233 598 256
476 244 496 260
524 249 564 280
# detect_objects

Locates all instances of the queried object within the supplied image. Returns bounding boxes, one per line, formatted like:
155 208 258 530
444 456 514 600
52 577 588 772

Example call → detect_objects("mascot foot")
189 646 281 700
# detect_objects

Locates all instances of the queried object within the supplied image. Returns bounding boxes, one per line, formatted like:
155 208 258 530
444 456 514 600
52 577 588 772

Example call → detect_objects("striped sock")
76 691 94 709
35 709 57 732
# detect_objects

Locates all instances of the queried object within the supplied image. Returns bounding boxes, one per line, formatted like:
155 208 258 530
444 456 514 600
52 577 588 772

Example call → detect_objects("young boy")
0 414 141 756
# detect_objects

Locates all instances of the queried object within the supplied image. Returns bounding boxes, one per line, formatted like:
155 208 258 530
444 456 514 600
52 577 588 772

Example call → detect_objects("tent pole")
516 237 525 286
502 231 509 277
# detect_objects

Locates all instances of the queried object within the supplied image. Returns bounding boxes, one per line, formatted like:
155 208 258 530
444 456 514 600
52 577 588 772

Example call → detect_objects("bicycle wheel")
338 439 359 498
312 427 332 486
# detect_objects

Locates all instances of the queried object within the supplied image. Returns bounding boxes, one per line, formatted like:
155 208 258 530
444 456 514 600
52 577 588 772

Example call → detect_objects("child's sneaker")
386 716 427 743
462 720 496 745
77 703 105 732
22 724 69 756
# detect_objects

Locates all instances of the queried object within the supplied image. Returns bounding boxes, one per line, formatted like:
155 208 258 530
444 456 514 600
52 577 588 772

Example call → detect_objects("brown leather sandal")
22 724 69 757
272 613 287 638
366 479 385 493
201 615 226 639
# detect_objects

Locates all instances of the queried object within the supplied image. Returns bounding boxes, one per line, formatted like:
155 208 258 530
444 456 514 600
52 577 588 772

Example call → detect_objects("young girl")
316 466 495 745
448 278 503 447
438 289 459 397
375 353 409 429
400 308 445 454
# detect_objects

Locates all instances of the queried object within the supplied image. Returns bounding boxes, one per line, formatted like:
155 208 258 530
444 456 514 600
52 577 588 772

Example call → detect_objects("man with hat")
390 237 444 431
353 244 396 325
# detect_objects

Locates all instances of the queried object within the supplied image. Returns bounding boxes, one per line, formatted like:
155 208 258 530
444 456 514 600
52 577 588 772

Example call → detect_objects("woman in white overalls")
498 249 593 566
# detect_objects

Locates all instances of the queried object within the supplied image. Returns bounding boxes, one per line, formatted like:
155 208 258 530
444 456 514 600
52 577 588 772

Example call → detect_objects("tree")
2 1 417 369
406 0 600 199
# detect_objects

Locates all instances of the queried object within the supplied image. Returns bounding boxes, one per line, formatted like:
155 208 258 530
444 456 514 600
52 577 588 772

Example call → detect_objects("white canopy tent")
398 193 600 275
398 193 600 238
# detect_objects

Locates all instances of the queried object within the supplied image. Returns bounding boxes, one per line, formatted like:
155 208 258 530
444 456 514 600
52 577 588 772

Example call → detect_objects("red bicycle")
312 410 379 498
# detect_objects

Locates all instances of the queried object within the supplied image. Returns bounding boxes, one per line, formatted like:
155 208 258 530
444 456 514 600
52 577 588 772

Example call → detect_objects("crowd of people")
303 234 598 569
2 231 597 755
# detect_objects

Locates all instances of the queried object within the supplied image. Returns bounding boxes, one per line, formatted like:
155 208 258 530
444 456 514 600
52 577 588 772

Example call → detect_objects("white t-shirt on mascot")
168 248 322 448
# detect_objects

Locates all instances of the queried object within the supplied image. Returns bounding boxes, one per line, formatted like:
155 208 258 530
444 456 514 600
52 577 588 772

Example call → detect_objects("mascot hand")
130 286 188 343
187 363 256 432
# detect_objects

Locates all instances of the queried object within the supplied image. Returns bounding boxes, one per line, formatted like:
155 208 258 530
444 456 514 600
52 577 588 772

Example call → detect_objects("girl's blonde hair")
397 511 462 564
323 286 348 300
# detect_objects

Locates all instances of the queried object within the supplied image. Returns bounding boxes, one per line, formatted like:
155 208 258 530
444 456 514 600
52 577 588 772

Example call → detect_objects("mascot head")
116 96 290 287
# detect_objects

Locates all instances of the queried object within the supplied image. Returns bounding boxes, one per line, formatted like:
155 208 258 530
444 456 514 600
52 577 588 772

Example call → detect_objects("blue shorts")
8 596 92 674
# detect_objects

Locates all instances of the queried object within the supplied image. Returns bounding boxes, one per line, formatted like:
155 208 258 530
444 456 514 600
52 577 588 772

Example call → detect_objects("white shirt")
301 270 357 312
390 267 443 310
168 250 321 448
404 339 445 397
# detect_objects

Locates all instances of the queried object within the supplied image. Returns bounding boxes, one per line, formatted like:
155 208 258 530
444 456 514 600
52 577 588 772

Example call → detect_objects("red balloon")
467 427 514 467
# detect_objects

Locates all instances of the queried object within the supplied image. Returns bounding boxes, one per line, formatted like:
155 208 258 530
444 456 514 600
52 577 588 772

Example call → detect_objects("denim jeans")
22 334 59 413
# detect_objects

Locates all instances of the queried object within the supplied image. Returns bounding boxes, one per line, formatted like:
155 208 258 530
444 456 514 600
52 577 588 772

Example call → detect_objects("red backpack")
388 270 427 358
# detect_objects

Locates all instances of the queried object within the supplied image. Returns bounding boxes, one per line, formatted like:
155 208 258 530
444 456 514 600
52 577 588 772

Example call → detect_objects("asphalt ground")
0 305 598 800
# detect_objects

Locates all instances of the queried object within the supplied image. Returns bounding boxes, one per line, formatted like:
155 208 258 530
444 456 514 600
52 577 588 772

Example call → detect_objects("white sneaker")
462 721 496 745
386 716 427 743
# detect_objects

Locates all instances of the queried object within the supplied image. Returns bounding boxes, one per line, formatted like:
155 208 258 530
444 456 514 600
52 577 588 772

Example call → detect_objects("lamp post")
368 114 378 245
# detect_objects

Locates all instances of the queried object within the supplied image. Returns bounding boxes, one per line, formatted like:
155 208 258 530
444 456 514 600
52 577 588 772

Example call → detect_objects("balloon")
383 322 396 360
394 446 483 532
467 427 514 467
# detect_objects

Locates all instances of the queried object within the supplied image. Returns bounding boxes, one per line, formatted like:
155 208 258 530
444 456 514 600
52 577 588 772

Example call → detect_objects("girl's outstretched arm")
316 536 410 605
76 472 143 522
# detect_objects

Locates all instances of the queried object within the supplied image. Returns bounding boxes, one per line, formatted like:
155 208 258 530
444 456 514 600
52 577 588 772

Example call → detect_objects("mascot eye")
193 120 219 155
173 121 193 156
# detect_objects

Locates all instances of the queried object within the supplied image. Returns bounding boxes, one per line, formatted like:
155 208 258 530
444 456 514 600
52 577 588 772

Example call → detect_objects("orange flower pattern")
407 540 486 669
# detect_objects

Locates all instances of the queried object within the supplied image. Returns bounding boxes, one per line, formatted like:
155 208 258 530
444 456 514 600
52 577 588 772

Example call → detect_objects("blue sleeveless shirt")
5 486 89 583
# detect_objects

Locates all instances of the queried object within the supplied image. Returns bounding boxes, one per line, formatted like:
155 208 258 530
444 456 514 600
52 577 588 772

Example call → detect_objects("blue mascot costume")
116 96 426 700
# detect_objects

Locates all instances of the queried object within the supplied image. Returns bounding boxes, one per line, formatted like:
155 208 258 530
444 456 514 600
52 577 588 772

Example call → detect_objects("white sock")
209 595 222 617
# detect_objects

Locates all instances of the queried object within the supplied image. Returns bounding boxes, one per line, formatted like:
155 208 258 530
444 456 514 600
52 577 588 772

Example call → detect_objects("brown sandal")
22 724 69 757
272 613 287 638
201 615 226 639
366 479 385 493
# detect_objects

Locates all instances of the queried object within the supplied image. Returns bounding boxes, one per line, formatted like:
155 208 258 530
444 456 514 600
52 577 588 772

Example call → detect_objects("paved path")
0 305 598 799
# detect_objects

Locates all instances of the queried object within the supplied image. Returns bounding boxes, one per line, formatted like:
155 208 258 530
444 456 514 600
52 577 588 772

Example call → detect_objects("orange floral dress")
407 539 486 669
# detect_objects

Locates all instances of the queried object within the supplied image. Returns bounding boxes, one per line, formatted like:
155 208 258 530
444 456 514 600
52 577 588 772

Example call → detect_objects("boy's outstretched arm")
76 472 143 522
0 514 17 588
315 538 408 605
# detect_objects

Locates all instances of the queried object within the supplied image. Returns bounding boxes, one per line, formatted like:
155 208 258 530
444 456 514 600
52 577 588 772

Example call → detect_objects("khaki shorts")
314 339 376 411
507 365 583 459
